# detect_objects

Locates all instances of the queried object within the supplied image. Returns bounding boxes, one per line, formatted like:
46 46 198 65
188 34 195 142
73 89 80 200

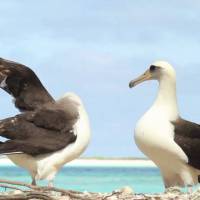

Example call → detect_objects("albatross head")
129 61 176 88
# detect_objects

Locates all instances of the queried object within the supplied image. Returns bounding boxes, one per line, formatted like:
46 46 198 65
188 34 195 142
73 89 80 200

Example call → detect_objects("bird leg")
187 185 193 194
31 178 36 186
186 185 193 200
48 180 54 187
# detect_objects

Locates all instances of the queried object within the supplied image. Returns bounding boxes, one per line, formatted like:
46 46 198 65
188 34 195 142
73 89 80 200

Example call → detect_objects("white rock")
107 196 118 200
12 190 24 195
117 186 134 194
58 196 70 200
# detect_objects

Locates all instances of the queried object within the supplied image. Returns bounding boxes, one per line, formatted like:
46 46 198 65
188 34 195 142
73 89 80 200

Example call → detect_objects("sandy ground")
0 186 197 200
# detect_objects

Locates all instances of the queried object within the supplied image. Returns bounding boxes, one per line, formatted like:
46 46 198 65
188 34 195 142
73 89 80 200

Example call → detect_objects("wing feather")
173 118 200 169
0 105 78 156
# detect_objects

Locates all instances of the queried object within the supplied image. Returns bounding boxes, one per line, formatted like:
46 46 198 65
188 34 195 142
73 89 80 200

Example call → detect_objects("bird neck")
152 76 179 120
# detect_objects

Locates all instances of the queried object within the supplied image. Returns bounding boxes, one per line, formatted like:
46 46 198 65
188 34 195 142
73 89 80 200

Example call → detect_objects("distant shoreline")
79 157 149 160
0 157 156 168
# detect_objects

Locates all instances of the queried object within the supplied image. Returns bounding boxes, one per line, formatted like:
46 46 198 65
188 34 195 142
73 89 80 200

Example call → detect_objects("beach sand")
0 185 197 200
0 157 156 167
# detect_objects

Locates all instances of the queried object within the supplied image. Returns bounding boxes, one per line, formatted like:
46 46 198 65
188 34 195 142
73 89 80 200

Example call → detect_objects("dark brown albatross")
0 58 91 186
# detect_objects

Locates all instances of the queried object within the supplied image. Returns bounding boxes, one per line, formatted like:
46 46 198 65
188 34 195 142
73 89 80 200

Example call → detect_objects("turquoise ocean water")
0 166 165 193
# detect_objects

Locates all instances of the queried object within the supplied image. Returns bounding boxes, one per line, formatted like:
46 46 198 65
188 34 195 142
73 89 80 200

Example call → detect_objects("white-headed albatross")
0 58 91 186
129 61 200 189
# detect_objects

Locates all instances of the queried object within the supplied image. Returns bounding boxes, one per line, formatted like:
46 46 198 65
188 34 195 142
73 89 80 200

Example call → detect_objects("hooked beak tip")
129 69 153 89
129 81 135 88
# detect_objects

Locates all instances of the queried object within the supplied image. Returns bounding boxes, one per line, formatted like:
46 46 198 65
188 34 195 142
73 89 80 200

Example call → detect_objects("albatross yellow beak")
129 69 153 88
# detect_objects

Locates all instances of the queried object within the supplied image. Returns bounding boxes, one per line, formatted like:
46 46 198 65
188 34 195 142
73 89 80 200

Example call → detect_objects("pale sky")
0 0 200 157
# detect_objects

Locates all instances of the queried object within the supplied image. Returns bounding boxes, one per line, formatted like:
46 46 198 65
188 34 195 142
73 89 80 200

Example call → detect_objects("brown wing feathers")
0 106 78 156
173 118 200 170
0 58 79 156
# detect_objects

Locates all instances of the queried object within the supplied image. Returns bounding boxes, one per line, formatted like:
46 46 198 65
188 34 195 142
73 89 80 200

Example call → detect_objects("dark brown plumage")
0 104 78 156
173 118 200 170
0 58 79 156
0 58 54 111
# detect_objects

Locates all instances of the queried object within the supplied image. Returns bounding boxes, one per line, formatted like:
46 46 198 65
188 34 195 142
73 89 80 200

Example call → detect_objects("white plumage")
130 61 200 188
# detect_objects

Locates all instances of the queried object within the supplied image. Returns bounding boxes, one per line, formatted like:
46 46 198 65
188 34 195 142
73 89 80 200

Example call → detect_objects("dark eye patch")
150 65 158 72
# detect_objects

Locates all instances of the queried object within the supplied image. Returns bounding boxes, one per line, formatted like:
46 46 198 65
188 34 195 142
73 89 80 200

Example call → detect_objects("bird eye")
150 65 157 72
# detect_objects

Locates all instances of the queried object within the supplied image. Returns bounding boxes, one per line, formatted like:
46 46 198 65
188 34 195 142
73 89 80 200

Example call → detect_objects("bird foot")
31 179 36 186
48 181 54 188
187 185 193 194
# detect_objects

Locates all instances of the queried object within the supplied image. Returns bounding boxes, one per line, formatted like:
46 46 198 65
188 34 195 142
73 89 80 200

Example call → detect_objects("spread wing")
0 106 79 156
173 118 200 169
